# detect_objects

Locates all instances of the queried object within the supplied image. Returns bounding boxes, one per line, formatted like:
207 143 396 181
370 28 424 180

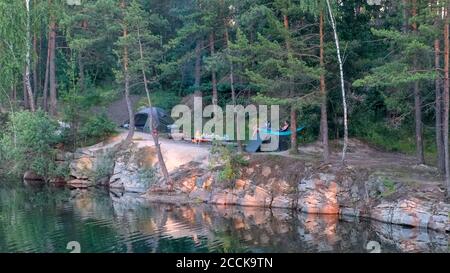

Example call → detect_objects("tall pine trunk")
49 18 57 116
402 0 409 33
121 0 134 144
78 53 85 92
210 32 218 107
443 4 450 197
320 10 330 163
12 84 17 102
137 27 172 190
24 0 35 112
23 70 29 109
194 40 202 96
78 20 88 92
326 0 348 163
33 33 38 105
412 0 425 164
43 35 50 112
290 108 298 153
224 24 243 153
283 14 298 154
435 38 445 174
413 79 424 164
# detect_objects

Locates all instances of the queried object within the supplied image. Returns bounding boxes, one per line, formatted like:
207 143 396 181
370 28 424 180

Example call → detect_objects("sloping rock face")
109 145 159 193
68 139 161 192
298 173 340 214
70 156 94 180
67 132 210 191
68 140 122 186
370 200 450 232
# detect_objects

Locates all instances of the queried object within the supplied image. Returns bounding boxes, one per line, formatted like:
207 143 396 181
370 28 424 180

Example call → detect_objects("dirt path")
88 130 210 173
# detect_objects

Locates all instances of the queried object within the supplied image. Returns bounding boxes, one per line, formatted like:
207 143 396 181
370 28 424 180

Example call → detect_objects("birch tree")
326 0 348 163
24 0 35 112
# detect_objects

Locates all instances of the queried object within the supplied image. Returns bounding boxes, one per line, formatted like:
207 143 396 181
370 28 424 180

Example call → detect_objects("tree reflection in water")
0 184 448 253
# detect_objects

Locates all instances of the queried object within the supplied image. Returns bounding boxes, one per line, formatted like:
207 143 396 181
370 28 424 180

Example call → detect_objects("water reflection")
0 184 448 253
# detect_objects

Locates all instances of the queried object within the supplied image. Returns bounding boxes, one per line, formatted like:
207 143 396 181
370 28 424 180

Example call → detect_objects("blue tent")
122 107 174 133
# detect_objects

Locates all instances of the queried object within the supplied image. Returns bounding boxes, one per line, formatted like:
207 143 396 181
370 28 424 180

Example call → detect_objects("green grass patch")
380 177 396 198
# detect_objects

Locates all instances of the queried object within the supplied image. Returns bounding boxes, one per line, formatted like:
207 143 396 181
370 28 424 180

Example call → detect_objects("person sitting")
193 130 203 144
280 120 290 132
278 120 291 151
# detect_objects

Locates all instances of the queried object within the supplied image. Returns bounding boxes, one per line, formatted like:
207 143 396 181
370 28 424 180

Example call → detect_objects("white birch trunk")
326 0 348 163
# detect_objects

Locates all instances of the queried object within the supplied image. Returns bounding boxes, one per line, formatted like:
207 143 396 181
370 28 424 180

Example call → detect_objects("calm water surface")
0 182 448 253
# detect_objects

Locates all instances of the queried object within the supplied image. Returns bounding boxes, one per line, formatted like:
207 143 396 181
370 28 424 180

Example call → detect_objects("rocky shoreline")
152 159 450 233
64 134 449 234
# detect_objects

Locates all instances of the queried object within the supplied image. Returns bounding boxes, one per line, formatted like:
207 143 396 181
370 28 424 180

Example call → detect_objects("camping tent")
122 107 174 133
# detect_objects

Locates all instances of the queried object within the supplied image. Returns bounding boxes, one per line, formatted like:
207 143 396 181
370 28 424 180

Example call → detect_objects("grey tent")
122 107 174 133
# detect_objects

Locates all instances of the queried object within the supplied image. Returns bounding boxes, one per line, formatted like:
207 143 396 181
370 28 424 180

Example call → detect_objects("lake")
0 182 448 253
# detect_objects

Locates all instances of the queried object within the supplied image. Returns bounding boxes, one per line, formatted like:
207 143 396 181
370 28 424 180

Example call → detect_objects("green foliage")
0 1 26 95
78 113 117 146
353 62 435 88
137 166 157 189
232 25 320 109
351 116 436 160
380 177 396 198
0 110 65 180
210 143 249 183
0 0 449 177
80 85 120 108
59 53 117 149
136 91 181 111
62 0 121 87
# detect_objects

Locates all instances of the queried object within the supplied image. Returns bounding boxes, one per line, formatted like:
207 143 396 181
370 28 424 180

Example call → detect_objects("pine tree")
234 2 320 152
63 0 121 93
353 0 435 165
48 0 58 116
299 0 331 162
116 0 135 144
443 0 450 198
433 0 445 174
0 0 26 109
166 0 208 97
